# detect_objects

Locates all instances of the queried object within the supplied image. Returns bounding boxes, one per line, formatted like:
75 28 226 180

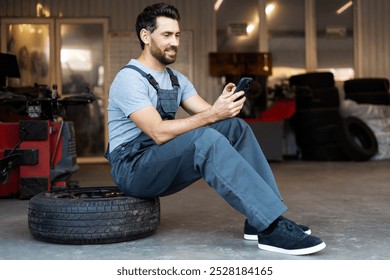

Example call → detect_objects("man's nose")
170 36 179 46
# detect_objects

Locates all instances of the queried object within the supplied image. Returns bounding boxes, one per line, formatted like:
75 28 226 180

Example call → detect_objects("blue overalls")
106 66 287 231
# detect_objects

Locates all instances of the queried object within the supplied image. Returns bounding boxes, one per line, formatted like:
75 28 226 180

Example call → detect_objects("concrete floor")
1 159 390 260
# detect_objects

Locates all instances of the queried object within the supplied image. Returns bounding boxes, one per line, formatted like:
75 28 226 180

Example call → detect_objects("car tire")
339 116 378 161
300 143 348 161
295 124 341 147
28 186 160 244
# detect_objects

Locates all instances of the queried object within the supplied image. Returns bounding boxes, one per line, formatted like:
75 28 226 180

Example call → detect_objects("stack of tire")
289 72 378 161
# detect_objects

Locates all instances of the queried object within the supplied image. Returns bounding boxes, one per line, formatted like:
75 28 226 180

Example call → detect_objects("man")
106 2 326 255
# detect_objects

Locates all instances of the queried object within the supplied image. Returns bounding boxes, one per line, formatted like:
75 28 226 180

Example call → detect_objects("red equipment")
0 53 93 198
0 120 78 198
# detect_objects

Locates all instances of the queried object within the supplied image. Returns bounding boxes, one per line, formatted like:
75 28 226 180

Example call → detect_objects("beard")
150 40 178 66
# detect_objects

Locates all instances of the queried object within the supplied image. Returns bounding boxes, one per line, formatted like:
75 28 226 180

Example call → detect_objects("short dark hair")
135 3 181 50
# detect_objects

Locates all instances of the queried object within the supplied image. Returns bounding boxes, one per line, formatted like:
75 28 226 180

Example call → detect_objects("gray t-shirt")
107 59 197 152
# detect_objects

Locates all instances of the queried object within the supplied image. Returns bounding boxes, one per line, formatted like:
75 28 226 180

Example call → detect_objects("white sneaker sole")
244 234 259 241
258 241 326 255
244 229 311 241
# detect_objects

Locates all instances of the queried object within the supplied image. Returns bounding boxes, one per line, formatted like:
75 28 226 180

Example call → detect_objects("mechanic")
106 2 326 255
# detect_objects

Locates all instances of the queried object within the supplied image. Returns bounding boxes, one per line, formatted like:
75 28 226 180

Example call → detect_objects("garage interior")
1 0 390 261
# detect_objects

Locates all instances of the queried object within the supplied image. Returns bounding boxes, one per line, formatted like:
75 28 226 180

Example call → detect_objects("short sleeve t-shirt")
107 59 197 152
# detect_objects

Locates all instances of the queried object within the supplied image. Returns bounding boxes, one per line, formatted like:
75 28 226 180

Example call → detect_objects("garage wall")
355 0 390 79
2 0 390 94
0 0 220 104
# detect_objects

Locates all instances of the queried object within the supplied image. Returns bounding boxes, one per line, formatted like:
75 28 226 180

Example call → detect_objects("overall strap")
121 65 180 89
121 65 159 91
166 67 180 88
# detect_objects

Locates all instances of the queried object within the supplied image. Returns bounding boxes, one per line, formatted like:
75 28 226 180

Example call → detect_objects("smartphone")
234 77 253 101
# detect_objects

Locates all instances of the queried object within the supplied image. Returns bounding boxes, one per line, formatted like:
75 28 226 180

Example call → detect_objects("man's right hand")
211 83 246 120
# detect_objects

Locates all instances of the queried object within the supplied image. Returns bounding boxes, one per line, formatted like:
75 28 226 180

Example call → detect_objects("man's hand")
211 83 246 120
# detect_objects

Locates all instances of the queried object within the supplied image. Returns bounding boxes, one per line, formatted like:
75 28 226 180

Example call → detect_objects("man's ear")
140 29 150 46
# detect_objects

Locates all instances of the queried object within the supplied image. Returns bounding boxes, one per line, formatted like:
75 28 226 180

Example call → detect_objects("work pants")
107 118 287 230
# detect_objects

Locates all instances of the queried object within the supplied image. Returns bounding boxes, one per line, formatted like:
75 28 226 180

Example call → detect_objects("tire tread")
28 187 160 244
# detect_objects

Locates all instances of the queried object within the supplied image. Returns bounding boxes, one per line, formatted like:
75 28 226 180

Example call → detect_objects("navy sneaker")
257 217 326 255
244 216 311 241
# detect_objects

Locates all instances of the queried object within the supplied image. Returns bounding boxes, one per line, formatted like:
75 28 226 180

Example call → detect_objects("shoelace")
280 221 295 231
279 220 306 238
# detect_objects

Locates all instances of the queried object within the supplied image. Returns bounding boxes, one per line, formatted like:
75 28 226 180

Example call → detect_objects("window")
57 19 108 158
216 0 259 52
316 0 354 81
1 18 108 159
1 19 54 87
267 0 306 87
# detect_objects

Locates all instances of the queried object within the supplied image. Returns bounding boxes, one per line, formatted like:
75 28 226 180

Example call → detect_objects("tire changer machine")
0 53 96 199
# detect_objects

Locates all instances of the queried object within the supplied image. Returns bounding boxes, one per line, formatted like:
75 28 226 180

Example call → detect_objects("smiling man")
106 2 326 255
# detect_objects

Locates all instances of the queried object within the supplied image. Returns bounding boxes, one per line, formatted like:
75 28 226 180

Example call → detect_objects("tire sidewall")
339 116 378 161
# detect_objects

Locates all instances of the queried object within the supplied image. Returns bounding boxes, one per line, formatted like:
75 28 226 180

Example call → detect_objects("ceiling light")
266 3 275 15
336 1 353 15
246 24 255 34
214 0 224 11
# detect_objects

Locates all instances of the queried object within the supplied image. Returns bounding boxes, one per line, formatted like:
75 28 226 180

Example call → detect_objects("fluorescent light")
266 3 275 15
336 1 353 15
214 0 224 11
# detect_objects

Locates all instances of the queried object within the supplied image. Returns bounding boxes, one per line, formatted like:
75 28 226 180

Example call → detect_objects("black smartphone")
234 77 253 101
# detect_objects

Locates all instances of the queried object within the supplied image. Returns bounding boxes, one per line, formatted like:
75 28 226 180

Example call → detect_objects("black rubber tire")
345 92 390 105
289 72 336 89
300 143 348 161
344 78 389 92
295 87 340 109
338 117 378 161
344 78 390 105
290 108 342 131
295 124 341 147
28 187 160 245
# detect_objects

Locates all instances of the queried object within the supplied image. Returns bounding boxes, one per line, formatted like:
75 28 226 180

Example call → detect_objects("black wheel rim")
46 187 125 199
